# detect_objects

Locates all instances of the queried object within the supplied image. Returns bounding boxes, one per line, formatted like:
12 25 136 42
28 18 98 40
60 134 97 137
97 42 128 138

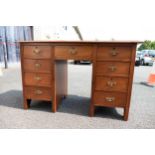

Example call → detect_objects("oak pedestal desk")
20 41 139 121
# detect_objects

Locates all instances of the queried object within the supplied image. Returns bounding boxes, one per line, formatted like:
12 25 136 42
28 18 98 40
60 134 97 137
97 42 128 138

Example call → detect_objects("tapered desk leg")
124 107 129 121
27 99 31 108
89 104 95 117
24 98 31 109
52 95 57 112
24 99 29 109
24 99 28 109
52 105 57 112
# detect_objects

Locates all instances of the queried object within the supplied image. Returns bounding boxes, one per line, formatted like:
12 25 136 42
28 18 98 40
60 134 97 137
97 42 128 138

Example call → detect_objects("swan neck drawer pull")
105 97 115 102
107 81 117 87
108 65 117 71
35 90 43 95
35 63 41 68
33 47 41 54
34 76 41 81
69 47 77 55
110 48 118 56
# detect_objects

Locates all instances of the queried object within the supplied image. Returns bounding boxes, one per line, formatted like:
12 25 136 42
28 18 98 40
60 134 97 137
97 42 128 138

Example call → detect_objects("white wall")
33 26 79 41
79 26 155 41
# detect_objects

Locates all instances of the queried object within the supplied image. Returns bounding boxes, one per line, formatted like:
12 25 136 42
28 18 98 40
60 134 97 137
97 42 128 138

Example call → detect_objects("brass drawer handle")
105 97 115 102
107 81 117 87
108 65 117 72
69 48 77 55
35 63 41 68
110 48 118 56
34 76 41 81
33 47 41 54
35 90 43 95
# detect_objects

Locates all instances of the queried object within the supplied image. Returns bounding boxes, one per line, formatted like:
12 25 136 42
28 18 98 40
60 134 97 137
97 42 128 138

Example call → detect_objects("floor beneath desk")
0 62 155 128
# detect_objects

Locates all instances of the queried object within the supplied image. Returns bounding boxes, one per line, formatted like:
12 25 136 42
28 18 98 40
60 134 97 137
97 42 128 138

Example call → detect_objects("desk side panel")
55 60 68 108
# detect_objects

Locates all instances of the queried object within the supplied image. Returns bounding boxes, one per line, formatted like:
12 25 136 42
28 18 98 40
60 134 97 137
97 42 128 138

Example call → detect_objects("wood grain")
95 76 129 92
25 86 52 100
93 91 127 107
24 73 52 87
96 61 130 77
24 59 52 73
55 46 93 60
23 45 51 59
20 41 138 121
97 46 132 61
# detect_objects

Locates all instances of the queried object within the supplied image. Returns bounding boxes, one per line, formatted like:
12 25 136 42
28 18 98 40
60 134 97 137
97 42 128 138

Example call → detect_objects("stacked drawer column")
21 44 54 111
90 44 136 120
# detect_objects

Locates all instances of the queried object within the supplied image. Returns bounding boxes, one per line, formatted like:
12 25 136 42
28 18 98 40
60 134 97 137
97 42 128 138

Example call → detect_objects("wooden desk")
20 41 139 121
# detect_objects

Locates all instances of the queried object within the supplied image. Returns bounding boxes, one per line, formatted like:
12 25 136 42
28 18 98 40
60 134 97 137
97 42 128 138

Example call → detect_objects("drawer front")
24 73 52 87
93 91 127 107
95 77 128 92
25 87 52 100
55 46 93 60
96 62 130 77
97 46 132 61
23 59 52 73
23 46 51 59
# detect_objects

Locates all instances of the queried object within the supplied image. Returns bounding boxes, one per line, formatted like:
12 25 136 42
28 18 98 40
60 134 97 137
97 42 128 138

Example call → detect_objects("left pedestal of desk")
20 42 66 112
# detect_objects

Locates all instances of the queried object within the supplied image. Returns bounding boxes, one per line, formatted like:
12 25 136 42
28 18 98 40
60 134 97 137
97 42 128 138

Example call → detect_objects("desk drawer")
93 91 127 107
23 59 52 73
97 46 132 61
95 76 128 92
25 86 52 100
96 62 130 77
23 46 51 59
55 46 93 60
24 73 52 87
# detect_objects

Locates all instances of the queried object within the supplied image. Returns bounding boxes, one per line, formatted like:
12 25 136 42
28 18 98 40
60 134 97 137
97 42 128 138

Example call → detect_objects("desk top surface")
20 40 142 44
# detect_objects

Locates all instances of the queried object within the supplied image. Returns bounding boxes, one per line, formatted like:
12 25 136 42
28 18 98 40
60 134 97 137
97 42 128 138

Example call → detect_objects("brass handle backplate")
35 63 41 68
110 48 118 56
34 76 41 81
69 47 77 55
108 65 117 72
107 81 117 87
105 97 115 102
35 90 43 95
33 47 41 54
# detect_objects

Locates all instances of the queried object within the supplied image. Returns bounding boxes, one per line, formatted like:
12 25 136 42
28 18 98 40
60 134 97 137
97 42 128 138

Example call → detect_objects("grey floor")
0 62 155 128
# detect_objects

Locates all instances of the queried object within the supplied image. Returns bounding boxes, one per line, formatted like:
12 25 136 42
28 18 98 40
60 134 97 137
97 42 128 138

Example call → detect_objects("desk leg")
123 107 129 121
27 99 31 108
89 104 95 117
24 98 31 109
52 97 57 112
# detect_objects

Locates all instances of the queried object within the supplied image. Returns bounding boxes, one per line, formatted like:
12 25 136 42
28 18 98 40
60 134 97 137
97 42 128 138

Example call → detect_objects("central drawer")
23 59 52 73
24 73 52 87
54 46 93 60
95 76 129 92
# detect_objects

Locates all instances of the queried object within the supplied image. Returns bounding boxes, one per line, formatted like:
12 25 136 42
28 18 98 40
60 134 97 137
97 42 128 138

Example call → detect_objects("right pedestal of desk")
90 44 137 121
